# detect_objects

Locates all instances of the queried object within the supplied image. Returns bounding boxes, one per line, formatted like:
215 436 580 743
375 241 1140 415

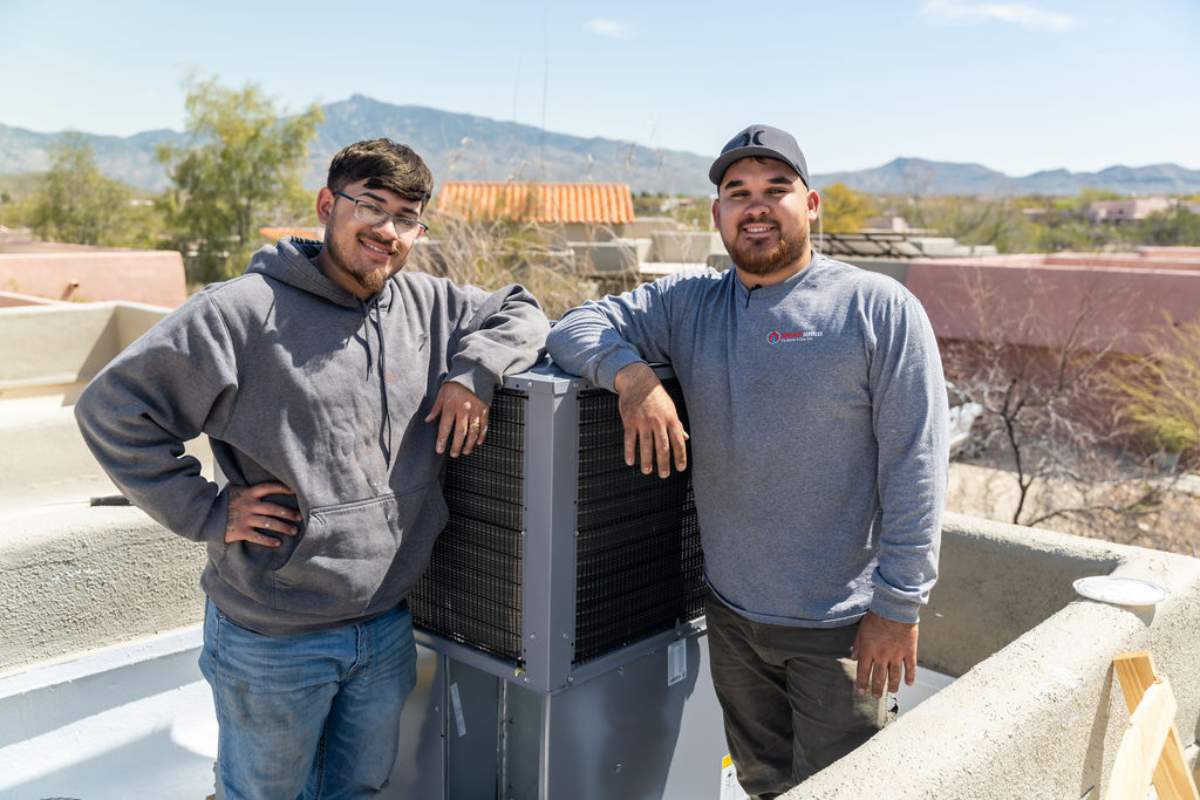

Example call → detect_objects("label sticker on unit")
719 755 749 800
450 682 467 738
667 638 687 686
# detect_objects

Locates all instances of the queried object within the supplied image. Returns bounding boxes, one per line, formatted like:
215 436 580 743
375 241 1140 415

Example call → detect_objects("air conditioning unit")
391 363 731 800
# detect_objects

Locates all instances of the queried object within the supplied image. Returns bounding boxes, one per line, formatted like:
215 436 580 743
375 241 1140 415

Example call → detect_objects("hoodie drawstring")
361 296 397 474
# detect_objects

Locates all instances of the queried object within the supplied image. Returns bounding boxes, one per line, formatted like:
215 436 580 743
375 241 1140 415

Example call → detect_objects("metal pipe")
496 678 510 800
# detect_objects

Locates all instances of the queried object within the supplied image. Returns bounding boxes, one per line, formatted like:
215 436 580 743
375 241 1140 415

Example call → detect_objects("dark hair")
326 139 433 207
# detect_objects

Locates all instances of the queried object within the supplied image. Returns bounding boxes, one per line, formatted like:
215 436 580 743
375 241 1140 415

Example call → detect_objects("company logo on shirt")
766 329 823 345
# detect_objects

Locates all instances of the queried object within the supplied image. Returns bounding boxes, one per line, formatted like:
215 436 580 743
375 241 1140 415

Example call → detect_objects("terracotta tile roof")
435 182 635 225
259 226 324 242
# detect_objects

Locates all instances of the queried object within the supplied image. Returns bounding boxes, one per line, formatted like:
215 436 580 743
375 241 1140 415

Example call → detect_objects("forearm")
613 361 659 397
546 309 646 390
546 278 678 387
73 291 240 543
869 297 949 622
450 284 550 403
871 409 947 622
75 386 231 543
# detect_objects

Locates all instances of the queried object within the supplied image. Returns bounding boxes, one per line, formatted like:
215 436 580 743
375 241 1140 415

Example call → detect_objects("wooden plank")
1109 682 1177 799
1112 652 1200 800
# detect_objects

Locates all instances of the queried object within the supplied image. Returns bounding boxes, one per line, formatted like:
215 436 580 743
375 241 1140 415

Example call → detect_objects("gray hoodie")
546 254 947 627
75 238 549 635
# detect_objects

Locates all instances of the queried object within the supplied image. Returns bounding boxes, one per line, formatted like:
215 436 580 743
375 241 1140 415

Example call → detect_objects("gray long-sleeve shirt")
546 254 948 626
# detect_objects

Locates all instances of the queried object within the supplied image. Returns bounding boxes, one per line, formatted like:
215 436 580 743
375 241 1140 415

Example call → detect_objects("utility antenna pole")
512 54 522 125
540 2 549 179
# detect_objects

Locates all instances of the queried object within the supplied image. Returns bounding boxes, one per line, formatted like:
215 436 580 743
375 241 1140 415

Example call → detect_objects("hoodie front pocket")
271 484 430 617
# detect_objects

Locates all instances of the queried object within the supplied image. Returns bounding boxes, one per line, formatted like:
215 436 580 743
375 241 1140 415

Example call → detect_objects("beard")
723 220 809 276
325 231 402 295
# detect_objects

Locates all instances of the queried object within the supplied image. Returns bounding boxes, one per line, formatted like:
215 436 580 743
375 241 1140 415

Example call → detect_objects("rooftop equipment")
394 363 728 800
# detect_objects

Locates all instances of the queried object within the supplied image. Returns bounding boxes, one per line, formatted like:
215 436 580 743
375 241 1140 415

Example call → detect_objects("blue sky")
2 0 1196 175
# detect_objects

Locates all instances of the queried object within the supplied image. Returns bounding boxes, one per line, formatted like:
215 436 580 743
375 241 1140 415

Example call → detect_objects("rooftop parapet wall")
0 250 187 307
0 291 66 308
0 301 211 635
903 258 1200 355
920 513 1123 677
787 512 1200 800
0 301 169 395
0 506 205 676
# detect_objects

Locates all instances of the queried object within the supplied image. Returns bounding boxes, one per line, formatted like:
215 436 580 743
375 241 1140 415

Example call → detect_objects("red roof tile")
435 182 635 225
260 227 323 242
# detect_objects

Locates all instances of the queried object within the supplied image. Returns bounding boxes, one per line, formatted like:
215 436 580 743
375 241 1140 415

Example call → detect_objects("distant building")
0 231 186 307
864 215 912 233
1085 197 1200 223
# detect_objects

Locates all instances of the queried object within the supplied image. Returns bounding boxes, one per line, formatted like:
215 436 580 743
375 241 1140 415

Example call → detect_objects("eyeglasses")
333 191 429 235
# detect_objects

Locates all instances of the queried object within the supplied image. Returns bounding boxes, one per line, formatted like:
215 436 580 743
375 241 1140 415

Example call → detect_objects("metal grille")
410 389 526 663
573 380 704 664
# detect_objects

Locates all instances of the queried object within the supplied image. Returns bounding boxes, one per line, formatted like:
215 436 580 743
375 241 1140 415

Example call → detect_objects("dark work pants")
705 593 895 800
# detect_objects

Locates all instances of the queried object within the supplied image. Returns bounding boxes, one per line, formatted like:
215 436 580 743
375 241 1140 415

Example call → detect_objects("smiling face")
314 178 425 299
712 157 820 283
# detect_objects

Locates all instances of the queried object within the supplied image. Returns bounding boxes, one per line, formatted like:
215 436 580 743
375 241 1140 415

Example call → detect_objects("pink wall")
0 291 64 308
905 258 1200 356
1043 253 1200 271
0 251 187 307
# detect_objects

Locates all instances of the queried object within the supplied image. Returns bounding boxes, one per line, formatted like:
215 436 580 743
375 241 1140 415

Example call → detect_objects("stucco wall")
904 260 1200 355
0 251 187 307
785 512 1200 800
0 302 169 393
0 505 205 675
0 299 209 675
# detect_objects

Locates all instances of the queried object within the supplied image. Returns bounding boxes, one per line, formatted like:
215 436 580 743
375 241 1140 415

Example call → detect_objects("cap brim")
709 146 806 187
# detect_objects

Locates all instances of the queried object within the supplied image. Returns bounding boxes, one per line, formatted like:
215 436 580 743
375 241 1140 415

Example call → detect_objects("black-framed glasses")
334 191 429 235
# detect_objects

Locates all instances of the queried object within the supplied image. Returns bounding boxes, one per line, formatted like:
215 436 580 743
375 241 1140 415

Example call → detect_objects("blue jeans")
199 599 418 800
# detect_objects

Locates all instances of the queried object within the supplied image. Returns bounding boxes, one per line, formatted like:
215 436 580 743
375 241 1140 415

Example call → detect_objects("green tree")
29 134 134 246
817 182 875 233
158 79 322 283
1136 206 1200 247
1113 318 1200 462
905 195 1040 253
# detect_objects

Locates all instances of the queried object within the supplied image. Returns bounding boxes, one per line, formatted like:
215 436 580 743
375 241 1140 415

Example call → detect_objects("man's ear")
316 187 335 225
711 197 721 228
807 190 821 221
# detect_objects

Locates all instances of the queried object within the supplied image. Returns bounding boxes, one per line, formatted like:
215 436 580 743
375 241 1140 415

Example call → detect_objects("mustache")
737 213 778 228
359 233 399 254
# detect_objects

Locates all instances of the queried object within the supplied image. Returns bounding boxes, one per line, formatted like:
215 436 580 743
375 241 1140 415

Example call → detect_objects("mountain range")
3 94 1198 198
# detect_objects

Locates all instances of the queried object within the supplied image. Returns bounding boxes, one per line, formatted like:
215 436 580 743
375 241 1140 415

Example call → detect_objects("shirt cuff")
446 360 498 405
197 489 231 545
868 589 923 624
595 349 646 393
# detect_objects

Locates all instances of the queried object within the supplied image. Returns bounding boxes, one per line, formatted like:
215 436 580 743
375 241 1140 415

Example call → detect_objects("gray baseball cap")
709 124 810 188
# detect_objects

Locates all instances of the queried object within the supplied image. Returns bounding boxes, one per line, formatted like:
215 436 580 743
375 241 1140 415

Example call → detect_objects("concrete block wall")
571 239 652 276
650 231 725 263
620 217 685 240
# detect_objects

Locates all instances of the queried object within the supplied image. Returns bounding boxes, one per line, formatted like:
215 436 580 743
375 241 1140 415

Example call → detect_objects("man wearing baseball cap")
547 124 948 796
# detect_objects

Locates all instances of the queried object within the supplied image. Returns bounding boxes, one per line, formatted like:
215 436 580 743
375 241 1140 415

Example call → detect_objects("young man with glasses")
76 138 549 799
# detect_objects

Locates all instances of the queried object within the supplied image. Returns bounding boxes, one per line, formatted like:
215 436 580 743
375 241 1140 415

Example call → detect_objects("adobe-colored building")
0 236 187 307
900 251 1200 357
